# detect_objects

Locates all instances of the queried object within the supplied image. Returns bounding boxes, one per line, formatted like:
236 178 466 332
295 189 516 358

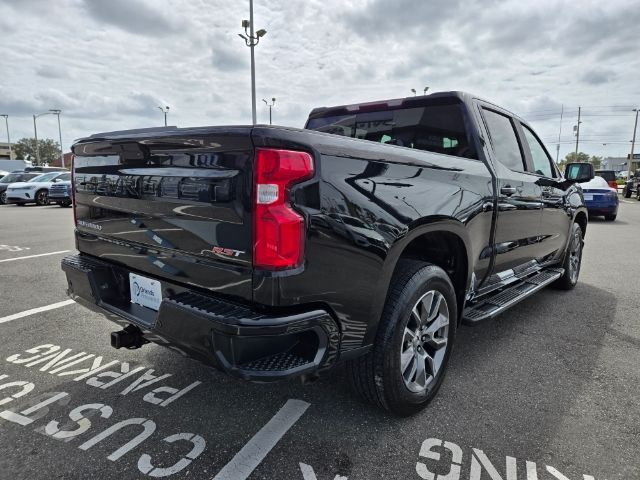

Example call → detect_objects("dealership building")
0 142 15 160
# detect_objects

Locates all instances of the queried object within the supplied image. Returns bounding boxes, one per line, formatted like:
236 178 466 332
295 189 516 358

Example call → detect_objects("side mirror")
565 163 594 183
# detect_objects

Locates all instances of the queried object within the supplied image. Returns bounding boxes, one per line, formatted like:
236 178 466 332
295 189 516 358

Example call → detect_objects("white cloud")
0 0 638 161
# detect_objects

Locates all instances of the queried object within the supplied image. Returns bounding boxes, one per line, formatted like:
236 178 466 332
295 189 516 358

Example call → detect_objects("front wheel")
553 222 583 290
348 260 457 416
35 189 49 206
0 191 6 204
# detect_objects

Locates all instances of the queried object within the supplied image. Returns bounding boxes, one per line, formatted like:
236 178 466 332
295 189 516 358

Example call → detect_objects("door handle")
500 185 517 196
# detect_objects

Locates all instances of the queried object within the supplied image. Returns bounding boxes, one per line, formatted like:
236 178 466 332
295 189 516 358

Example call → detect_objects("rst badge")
201 246 245 258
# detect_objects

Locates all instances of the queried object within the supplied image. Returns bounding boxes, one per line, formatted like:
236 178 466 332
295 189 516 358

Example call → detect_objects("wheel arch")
364 218 472 344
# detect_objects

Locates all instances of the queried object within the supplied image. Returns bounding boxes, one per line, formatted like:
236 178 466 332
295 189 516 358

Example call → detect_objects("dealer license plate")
583 194 593 201
129 273 162 311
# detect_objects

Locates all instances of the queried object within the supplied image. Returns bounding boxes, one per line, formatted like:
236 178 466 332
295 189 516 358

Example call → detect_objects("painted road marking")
0 245 31 252
213 399 310 480
0 300 75 324
0 250 71 263
300 463 348 480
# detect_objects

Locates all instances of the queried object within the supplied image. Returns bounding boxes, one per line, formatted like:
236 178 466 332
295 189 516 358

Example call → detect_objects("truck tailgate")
72 127 254 300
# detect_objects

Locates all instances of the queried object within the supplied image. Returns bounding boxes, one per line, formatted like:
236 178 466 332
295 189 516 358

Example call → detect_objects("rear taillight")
610 181 618 190
71 154 77 226
253 148 314 269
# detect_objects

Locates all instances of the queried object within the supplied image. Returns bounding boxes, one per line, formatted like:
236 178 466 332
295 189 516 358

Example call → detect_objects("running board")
462 268 564 325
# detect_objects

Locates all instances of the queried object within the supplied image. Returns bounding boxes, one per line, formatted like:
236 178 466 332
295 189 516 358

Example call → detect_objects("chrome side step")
462 268 564 325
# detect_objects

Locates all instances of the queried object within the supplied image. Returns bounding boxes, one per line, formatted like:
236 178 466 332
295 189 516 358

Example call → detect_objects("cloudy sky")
1 0 639 163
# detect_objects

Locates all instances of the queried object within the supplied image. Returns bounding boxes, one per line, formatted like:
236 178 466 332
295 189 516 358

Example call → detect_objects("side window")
522 125 555 178
482 109 525 171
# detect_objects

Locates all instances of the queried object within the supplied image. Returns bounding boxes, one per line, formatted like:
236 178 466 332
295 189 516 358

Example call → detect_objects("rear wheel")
553 222 583 290
35 189 49 206
348 260 457 416
58 201 72 208
624 187 631 198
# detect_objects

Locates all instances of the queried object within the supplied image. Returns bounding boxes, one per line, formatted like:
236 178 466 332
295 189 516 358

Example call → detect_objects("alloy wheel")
37 190 48 205
400 290 450 393
568 230 582 284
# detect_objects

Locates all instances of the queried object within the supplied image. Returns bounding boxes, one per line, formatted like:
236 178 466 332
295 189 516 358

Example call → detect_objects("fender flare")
364 218 473 344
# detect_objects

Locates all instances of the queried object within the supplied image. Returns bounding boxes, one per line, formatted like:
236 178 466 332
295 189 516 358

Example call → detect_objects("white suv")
5 171 71 206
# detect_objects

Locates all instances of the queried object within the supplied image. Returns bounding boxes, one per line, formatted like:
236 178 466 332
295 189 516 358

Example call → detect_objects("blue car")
580 176 619 221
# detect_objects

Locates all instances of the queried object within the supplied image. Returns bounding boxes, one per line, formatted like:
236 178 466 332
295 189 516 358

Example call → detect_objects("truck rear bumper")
61 254 340 381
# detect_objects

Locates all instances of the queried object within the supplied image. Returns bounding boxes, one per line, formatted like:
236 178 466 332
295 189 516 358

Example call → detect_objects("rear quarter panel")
252 127 494 350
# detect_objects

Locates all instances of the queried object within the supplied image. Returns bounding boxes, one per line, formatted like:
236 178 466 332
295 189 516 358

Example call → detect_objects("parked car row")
0 168 71 207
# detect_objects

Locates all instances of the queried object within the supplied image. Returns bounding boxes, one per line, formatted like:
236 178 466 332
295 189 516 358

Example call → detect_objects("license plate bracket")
129 273 162 311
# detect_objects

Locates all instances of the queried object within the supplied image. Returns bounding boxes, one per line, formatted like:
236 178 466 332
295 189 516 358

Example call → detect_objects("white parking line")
213 399 310 480
0 250 71 263
0 299 75 324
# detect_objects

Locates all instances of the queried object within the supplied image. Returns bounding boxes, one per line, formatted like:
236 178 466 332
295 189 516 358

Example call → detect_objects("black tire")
0 191 6 204
604 214 617 221
35 189 49 206
624 187 631 198
553 223 583 290
348 260 457 416
58 201 72 208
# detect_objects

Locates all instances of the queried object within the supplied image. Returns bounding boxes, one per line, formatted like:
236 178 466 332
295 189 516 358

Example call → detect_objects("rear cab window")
306 98 478 160
481 109 526 171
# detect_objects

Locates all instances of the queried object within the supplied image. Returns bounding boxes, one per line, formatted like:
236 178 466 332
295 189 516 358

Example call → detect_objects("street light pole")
0 114 10 159
157 106 170 126
50 109 64 168
33 111 62 166
238 0 267 125
33 115 40 164
262 98 275 125
628 108 639 181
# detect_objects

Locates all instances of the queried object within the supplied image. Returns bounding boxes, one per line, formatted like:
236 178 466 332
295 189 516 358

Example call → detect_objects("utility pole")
0 114 10 159
556 104 563 164
238 0 267 125
574 106 581 160
262 98 275 125
629 108 639 181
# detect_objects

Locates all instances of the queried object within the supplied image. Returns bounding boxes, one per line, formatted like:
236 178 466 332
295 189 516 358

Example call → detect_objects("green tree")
563 151 590 163
590 155 602 169
13 137 62 166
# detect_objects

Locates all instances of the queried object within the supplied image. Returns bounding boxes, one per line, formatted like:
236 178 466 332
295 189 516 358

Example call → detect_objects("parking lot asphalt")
0 201 638 480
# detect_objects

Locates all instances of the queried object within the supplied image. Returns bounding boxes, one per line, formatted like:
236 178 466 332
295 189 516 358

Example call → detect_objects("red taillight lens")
71 153 77 226
254 148 314 269
610 181 618 190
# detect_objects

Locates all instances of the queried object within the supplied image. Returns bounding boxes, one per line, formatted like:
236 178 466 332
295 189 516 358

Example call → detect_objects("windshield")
29 172 60 183
306 100 477 159
0 173 24 184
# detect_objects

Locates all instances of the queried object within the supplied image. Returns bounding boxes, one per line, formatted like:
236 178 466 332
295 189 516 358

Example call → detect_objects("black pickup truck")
62 92 593 415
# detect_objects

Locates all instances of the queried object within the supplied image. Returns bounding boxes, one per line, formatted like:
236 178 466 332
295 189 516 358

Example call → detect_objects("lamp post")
33 110 64 166
411 87 429 97
158 106 170 126
410 88 416 96
49 109 64 168
262 97 275 125
0 114 10 160
239 0 267 125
